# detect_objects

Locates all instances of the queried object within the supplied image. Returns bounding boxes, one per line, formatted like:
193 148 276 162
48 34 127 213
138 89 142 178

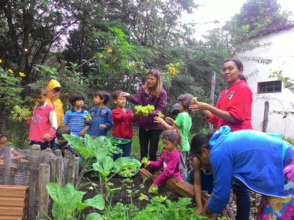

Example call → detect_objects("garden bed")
80 171 262 219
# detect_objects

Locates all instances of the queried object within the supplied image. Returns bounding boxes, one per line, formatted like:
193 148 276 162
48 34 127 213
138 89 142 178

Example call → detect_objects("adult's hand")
120 92 130 97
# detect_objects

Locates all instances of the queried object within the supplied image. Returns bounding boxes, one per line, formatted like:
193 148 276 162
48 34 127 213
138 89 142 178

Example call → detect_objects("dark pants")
113 142 132 161
139 128 162 161
30 141 51 150
232 179 250 220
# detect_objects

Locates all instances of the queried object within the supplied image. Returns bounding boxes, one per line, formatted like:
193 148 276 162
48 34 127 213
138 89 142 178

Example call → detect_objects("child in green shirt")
154 93 193 179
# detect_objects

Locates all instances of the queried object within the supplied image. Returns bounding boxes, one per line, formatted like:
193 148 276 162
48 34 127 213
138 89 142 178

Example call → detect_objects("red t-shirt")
112 108 135 139
206 80 253 131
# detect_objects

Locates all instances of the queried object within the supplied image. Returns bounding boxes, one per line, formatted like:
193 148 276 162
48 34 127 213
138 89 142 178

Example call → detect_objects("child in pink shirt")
146 129 183 191
26 87 57 150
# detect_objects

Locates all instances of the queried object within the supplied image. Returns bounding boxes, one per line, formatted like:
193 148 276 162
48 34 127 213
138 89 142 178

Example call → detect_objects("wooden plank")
0 207 23 216
39 163 50 218
0 197 25 207
140 168 194 197
0 185 28 198
0 216 22 220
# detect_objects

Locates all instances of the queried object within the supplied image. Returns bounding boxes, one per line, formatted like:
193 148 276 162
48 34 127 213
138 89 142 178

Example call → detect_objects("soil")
80 171 262 219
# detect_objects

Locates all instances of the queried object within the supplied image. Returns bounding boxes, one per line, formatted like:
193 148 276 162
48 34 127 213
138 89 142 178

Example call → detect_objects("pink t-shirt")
27 103 56 142
149 149 183 186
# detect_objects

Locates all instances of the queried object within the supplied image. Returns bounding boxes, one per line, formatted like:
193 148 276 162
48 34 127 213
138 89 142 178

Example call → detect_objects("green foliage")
134 105 155 116
141 157 149 166
133 196 204 220
224 0 291 53
0 66 25 114
148 185 159 194
269 70 294 88
46 183 105 220
10 105 32 122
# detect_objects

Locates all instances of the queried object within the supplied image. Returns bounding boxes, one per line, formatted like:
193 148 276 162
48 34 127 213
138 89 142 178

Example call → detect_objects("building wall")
239 28 294 139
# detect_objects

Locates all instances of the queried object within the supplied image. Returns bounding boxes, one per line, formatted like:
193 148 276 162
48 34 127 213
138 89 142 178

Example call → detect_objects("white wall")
239 28 294 139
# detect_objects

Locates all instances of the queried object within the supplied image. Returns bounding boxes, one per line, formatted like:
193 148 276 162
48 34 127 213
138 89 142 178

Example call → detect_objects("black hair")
112 90 123 100
0 134 7 139
53 87 61 92
224 58 243 72
34 87 47 96
190 133 213 157
69 93 84 106
161 129 181 146
177 93 194 113
56 126 71 138
239 74 247 82
94 91 110 104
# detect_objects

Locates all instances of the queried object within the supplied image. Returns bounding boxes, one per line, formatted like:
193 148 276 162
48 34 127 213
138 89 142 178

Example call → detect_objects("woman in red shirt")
189 59 253 220
190 59 252 131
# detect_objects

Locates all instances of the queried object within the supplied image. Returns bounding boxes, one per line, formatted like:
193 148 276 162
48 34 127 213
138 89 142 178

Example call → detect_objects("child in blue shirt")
64 93 90 137
88 91 113 137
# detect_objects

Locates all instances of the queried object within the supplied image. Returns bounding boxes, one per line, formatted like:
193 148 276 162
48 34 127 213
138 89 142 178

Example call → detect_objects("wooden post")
55 150 63 185
262 101 269 132
28 146 41 220
74 157 80 187
39 163 50 219
3 147 11 185
209 72 216 133
66 156 76 184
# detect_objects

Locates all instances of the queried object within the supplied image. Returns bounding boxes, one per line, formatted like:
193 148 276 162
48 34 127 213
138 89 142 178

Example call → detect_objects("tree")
224 0 291 54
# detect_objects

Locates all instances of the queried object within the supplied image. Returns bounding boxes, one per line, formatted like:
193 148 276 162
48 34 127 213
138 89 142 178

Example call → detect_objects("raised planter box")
0 185 28 220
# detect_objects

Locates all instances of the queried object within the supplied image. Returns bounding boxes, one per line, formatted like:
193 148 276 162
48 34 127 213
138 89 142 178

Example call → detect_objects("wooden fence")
0 145 80 220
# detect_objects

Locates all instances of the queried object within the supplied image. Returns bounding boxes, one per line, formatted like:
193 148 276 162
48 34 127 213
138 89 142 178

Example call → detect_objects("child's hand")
165 116 174 125
148 184 158 194
85 118 91 123
154 116 164 124
43 133 51 141
141 157 149 168
79 129 87 136
99 124 107 129
23 116 30 121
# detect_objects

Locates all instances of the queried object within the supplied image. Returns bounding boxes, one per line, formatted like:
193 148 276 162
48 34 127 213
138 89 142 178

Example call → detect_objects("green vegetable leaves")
148 185 158 194
134 104 154 116
11 105 31 122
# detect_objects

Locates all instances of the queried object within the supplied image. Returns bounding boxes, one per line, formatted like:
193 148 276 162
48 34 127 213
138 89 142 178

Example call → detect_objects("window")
258 80 282 93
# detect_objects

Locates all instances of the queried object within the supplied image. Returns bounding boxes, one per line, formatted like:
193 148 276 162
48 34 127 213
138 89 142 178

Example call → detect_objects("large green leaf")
84 194 105 210
46 183 86 213
86 213 104 220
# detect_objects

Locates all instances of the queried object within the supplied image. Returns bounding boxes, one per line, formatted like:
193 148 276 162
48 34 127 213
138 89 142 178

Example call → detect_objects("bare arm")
190 101 236 123
192 158 204 214
153 116 176 130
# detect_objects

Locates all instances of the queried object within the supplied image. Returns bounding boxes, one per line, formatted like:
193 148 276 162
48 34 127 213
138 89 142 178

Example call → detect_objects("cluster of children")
26 85 136 160
26 83 194 185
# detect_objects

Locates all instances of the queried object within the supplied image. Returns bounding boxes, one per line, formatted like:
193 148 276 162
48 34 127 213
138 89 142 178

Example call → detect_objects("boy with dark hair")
52 126 75 155
64 93 90 137
88 91 113 138
111 90 135 160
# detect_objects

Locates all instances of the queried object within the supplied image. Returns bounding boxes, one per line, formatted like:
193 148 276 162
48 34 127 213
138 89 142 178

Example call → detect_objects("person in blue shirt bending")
191 126 294 220
88 91 113 138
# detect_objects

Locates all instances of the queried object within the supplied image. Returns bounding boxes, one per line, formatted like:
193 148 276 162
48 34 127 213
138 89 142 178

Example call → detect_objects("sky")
182 0 294 39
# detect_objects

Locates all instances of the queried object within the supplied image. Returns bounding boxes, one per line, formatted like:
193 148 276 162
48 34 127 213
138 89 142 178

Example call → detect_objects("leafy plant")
46 183 105 220
11 105 32 122
133 196 204 220
134 105 155 116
